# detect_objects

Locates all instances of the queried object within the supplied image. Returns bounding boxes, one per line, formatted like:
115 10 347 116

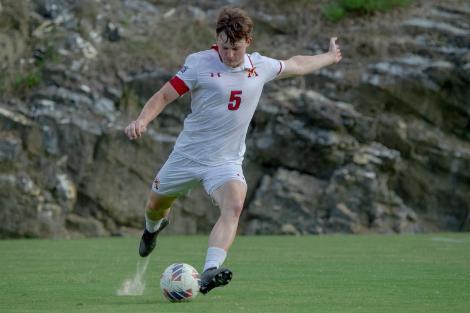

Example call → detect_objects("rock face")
0 0 469 238
244 90 421 235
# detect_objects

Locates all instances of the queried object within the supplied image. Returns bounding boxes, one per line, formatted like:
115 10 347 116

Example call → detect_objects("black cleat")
138 218 169 257
199 267 233 294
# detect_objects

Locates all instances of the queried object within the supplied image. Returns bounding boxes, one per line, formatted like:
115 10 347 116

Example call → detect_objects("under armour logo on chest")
210 72 221 77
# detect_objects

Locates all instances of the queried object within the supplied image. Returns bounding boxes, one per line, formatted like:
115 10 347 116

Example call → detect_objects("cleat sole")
200 268 232 294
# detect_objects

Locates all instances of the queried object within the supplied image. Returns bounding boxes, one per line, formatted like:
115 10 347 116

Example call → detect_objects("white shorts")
151 151 247 197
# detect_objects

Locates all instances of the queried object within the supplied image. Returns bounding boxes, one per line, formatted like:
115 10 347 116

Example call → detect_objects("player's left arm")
279 37 342 79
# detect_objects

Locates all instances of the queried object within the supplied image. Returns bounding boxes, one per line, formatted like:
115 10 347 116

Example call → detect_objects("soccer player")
124 7 342 294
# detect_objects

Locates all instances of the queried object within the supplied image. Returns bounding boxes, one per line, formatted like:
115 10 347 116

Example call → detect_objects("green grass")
1 234 469 313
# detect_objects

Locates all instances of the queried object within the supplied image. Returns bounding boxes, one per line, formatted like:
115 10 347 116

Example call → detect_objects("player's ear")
246 36 253 46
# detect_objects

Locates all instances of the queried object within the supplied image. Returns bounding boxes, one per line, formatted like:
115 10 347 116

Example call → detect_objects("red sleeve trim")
169 76 189 96
277 61 284 76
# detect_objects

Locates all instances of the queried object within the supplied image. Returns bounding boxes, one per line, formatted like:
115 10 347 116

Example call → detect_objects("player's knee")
145 200 159 212
146 193 175 212
229 200 244 219
220 199 244 220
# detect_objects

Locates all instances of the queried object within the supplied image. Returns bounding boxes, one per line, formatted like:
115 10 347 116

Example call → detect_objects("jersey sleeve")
254 53 285 83
169 54 199 96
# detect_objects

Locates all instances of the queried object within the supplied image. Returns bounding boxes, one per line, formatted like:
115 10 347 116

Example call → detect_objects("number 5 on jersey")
228 90 242 111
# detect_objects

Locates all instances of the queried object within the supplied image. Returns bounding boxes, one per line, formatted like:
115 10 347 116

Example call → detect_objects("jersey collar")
211 44 253 73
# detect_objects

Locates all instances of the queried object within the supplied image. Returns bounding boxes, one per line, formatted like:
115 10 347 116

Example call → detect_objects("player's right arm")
125 54 198 141
124 82 180 140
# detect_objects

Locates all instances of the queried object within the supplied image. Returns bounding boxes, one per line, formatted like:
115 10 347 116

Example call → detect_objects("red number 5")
228 90 242 111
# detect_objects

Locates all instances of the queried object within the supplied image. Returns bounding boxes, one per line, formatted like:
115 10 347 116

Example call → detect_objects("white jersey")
169 45 284 166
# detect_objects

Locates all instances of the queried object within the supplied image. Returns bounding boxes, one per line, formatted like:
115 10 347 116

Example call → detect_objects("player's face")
216 32 252 68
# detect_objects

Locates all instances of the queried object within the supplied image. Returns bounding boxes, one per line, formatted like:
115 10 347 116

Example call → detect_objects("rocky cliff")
0 0 469 238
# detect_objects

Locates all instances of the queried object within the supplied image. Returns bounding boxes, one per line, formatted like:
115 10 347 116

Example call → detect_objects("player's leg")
208 180 247 252
200 179 247 294
139 151 198 257
139 191 176 257
145 190 176 229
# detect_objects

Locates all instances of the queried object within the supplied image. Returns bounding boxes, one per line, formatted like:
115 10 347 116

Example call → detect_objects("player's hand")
329 37 342 64
125 119 147 140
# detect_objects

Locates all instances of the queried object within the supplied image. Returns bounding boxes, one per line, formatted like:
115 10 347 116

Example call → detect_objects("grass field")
1 233 469 313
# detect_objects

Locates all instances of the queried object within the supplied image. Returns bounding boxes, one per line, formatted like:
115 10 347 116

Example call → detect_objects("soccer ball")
160 263 200 302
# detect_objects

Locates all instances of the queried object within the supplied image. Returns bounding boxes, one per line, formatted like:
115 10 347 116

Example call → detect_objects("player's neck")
227 60 243 68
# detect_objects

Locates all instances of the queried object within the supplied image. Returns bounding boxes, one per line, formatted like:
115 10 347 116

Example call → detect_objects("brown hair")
216 7 253 45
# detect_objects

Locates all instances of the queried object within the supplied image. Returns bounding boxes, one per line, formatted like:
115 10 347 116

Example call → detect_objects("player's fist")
125 119 147 140
329 37 342 64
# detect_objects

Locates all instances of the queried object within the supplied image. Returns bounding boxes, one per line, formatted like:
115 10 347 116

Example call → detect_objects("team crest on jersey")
179 65 189 74
246 67 258 78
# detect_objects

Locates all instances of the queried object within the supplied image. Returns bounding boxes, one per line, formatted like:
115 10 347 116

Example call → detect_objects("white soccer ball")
160 263 200 302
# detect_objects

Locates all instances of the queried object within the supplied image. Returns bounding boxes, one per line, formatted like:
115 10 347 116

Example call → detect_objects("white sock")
145 214 164 233
203 247 227 272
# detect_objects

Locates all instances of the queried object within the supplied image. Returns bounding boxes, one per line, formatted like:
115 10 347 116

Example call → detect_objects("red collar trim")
247 54 254 68
211 44 223 62
246 54 258 77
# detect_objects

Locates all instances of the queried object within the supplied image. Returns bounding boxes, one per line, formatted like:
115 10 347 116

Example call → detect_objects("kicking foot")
199 267 233 294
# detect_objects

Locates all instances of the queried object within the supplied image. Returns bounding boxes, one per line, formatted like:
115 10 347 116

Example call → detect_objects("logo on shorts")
153 178 160 190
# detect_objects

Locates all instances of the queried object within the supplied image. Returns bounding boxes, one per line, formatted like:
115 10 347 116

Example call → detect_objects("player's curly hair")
216 7 253 45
